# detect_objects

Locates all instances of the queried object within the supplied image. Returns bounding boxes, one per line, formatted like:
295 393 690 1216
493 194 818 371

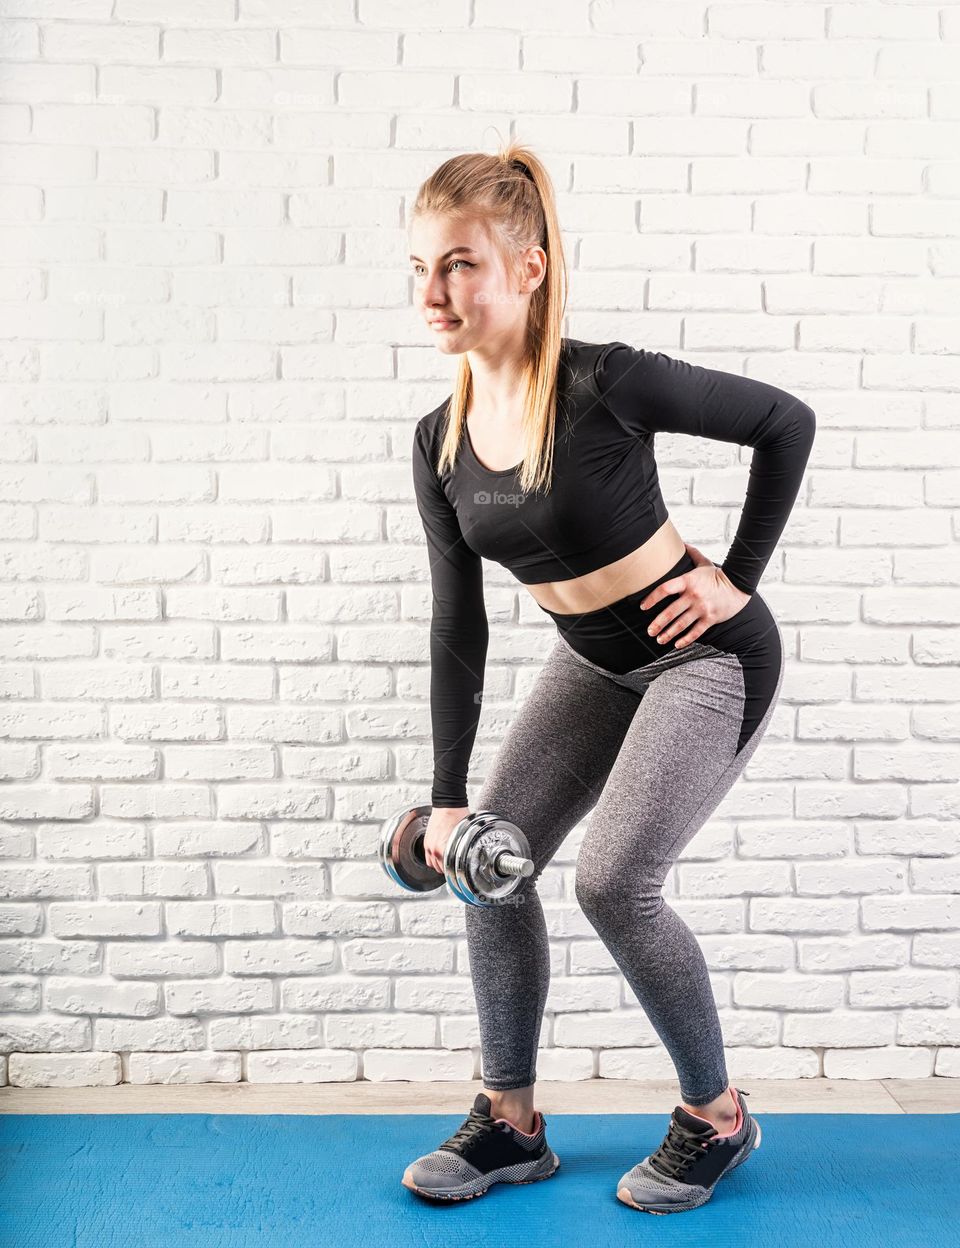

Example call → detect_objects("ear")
518 245 547 294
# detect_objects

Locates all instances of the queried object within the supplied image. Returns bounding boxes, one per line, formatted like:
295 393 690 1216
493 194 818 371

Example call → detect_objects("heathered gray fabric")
467 622 785 1104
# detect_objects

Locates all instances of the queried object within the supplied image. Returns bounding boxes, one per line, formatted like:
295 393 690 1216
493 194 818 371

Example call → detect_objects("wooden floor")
1 1078 957 1115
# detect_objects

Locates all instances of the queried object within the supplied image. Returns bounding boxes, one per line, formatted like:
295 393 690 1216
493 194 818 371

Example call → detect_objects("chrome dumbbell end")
379 803 534 907
446 814 534 907
379 804 440 894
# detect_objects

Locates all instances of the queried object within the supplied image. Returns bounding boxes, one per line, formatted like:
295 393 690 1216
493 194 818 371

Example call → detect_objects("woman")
401 142 815 1214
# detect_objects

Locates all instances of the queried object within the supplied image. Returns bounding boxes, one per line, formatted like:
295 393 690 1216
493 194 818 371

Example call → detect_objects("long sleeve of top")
411 418 488 809
594 341 816 596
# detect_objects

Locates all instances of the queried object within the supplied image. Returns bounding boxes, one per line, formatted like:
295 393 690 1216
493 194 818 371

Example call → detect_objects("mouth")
430 319 461 331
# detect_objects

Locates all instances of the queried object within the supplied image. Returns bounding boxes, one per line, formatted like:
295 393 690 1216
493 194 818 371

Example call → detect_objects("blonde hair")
410 138 569 495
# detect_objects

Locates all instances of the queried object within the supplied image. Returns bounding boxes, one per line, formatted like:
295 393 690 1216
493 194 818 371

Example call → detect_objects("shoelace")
440 1107 509 1156
649 1089 750 1178
647 1118 718 1180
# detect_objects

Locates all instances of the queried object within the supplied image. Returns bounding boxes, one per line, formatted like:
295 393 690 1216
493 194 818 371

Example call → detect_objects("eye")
412 260 474 276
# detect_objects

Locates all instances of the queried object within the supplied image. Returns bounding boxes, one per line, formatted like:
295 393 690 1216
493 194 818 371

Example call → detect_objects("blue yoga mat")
1 1110 958 1247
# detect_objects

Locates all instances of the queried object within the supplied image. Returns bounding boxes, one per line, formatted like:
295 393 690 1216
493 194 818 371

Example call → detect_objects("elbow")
798 401 816 454
780 397 815 453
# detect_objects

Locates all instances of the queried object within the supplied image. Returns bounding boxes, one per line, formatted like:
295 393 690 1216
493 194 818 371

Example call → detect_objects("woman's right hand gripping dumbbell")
423 806 469 875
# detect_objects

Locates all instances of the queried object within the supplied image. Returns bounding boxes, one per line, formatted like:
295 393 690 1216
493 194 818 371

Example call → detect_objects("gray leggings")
468 591 785 1105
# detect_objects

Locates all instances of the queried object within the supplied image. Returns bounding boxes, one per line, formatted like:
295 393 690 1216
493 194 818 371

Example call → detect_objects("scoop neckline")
459 338 574 476
463 420 522 477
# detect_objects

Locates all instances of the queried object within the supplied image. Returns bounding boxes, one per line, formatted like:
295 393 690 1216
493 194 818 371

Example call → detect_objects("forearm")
718 393 816 595
428 623 487 809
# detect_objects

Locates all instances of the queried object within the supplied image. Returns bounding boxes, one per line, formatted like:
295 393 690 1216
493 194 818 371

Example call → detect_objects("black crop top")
412 337 816 807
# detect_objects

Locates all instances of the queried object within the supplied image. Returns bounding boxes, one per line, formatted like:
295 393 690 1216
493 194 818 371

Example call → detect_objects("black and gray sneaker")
401 1092 560 1202
617 1086 761 1214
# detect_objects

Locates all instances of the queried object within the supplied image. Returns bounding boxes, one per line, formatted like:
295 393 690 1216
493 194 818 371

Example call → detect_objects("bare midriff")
465 411 687 616
524 518 686 614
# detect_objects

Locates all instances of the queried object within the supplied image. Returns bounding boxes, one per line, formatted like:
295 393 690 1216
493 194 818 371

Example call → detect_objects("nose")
421 271 449 311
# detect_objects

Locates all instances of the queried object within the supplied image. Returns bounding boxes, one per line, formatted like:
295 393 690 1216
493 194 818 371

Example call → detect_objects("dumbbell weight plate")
445 810 532 907
379 804 445 894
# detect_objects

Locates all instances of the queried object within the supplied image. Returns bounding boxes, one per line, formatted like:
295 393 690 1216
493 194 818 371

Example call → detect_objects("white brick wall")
0 3 958 1091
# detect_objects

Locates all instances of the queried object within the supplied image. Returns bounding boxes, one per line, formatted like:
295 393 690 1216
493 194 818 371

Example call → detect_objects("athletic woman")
400 143 815 1214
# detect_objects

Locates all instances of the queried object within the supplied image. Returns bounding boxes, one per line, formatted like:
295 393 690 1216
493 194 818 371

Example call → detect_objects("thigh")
474 638 646 878
576 629 785 900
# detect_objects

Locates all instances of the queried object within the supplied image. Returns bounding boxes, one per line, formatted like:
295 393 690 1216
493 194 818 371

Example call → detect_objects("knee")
574 857 666 926
574 861 621 922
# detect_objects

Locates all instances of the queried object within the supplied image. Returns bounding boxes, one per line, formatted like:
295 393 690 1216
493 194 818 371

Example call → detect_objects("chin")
433 331 468 353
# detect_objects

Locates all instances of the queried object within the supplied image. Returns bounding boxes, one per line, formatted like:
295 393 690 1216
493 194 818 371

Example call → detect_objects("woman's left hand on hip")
639 543 752 650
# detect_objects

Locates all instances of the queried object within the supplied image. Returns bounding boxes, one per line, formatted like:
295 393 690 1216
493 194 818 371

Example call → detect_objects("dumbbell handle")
491 851 534 879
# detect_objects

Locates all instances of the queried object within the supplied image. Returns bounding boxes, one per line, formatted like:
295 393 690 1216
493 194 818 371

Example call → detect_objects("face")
408 211 545 356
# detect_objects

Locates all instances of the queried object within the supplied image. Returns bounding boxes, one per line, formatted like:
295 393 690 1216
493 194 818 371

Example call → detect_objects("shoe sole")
402 1150 561 1202
617 1118 762 1214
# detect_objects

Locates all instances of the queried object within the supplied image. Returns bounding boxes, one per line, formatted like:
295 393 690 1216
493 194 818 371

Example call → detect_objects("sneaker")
616 1086 760 1214
401 1092 560 1202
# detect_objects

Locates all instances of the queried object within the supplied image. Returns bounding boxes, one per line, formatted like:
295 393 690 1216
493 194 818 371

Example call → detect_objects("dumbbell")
379 804 534 907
